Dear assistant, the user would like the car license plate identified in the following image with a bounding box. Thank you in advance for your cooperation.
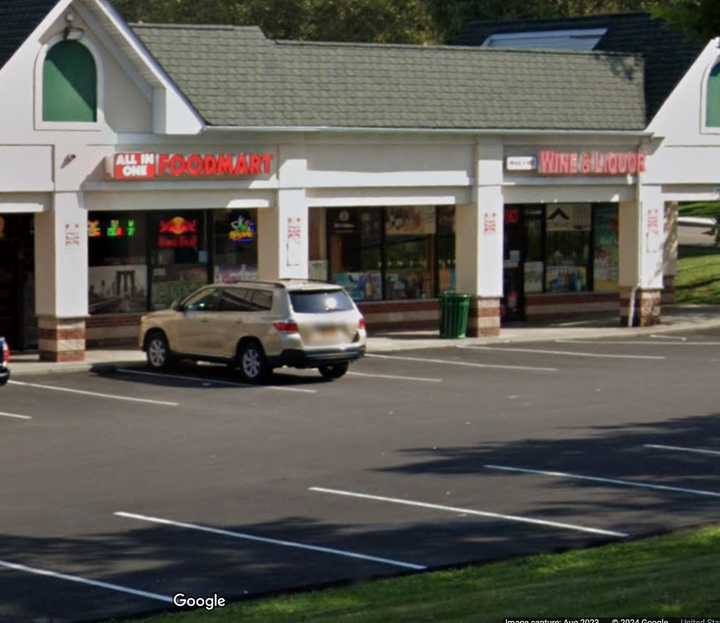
[316,326,340,342]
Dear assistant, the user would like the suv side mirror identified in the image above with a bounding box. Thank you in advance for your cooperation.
[171,298,184,312]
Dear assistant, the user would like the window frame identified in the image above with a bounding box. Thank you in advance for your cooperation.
[35,34,105,131]
[701,58,720,134]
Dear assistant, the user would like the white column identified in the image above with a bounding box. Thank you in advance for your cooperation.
[257,146,309,280]
[618,184,664,326]
[35,192,88,360]
[663,202,679,303]
[455,139,504,336]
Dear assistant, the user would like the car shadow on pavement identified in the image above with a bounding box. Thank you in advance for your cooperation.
[91,362,329,389]
[375,411,720,522]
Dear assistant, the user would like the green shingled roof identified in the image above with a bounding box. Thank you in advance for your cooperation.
[456,12,703,123]
[133,24,646,131]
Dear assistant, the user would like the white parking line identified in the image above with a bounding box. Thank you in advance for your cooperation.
[0,411,32,421]
[0,559,173,603]
[115,368,317,394]
[8,380,179,406]
[348,371,442,383]
[309,487,628,538]
[114,511,425,571]
[463,346,664,360]
[650,334,687,341]
[557,340,720,346]
[485,464,720,498]
[644,444,720,457]
[367,353,558,373]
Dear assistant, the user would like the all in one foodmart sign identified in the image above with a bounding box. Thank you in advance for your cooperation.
[107,152,275,180]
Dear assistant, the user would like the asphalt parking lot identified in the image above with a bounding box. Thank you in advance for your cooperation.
[3,330,720,622]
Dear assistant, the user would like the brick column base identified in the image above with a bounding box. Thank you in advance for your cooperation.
[38,317,86,362]
[468,297,501,337]
[662,275,676,304]
[619,288,662,327]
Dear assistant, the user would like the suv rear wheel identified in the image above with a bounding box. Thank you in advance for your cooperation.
[319,362,349,381]
[237,341,270,384]
[146,332,173,370]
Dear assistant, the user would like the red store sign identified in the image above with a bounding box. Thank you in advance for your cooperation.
[538,150,646,176]
[108,152,274,181]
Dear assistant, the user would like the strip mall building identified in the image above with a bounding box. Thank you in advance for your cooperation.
[0,2,715,361]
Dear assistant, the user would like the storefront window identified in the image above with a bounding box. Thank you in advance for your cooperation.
[309,208,329,281]
[213,210,258,283]
[150,212,209,309]
[545,204,591,293]
[523,207,544,294]
[88,212,147,314]
[437,206,456,292]
[385,207,435,300]
[593,205,619,292]
[328,208,383,301]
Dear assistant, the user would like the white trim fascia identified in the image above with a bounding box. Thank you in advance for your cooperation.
[73,2,152,101]
[82,180,277,192]
[698,44,720,135]
[91,0,204,135]
[647,38,715,134]
[204,125,651,137]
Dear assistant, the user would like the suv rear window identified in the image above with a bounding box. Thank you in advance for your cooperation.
[290,290,354,313]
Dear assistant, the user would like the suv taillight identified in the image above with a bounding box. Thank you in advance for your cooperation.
[273,321,299,334]
[358,318,367,330]
[2,342,9,366]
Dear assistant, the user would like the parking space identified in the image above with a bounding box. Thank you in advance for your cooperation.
[4,330,720,621]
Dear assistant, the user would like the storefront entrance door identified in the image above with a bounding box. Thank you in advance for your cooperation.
[0,214,35,350]
[502,206,525,321]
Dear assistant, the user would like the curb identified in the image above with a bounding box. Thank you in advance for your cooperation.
[7,317,720,377]
[10,360,145,379]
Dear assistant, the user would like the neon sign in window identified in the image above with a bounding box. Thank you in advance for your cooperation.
[229,214,256,245]
[158,217,199,249]
[88,218,137,238]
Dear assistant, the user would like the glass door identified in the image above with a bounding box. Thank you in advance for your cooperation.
[502,206,525,321]
[0,215,35,349]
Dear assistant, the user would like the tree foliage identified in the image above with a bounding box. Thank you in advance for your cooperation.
[111,0,719,45]
[652,0,720,41]
[112,0,438,44]
[429,0,655,42]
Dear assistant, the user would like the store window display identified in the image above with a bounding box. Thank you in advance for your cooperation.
[592,205,620,292]
[150,212,209,309]
[545,204,591,293]
[328,208,383,301]
[213,210,258,283]
[385,206,435,300]
[327,206,455,302]
[88,212,147,314]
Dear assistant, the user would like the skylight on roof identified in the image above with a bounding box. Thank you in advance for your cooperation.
[482,28,607,51]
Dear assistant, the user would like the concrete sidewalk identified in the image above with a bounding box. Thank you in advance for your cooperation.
[8,304,720,377]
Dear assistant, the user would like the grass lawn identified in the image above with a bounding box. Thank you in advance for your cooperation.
[679,202,720,218]
[123,526,720,623]
[677,245,720,304]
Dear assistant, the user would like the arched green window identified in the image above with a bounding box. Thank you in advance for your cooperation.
[707,64,720,127]
[43,41,97,123]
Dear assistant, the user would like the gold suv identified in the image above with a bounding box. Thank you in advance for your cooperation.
[139,280,367,383]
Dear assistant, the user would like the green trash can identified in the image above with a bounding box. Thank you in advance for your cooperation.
[439,291,471,339]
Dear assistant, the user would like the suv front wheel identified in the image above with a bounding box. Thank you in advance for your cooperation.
[319,362,349,381]
[146,332,174,370]
[237,341,270,384]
